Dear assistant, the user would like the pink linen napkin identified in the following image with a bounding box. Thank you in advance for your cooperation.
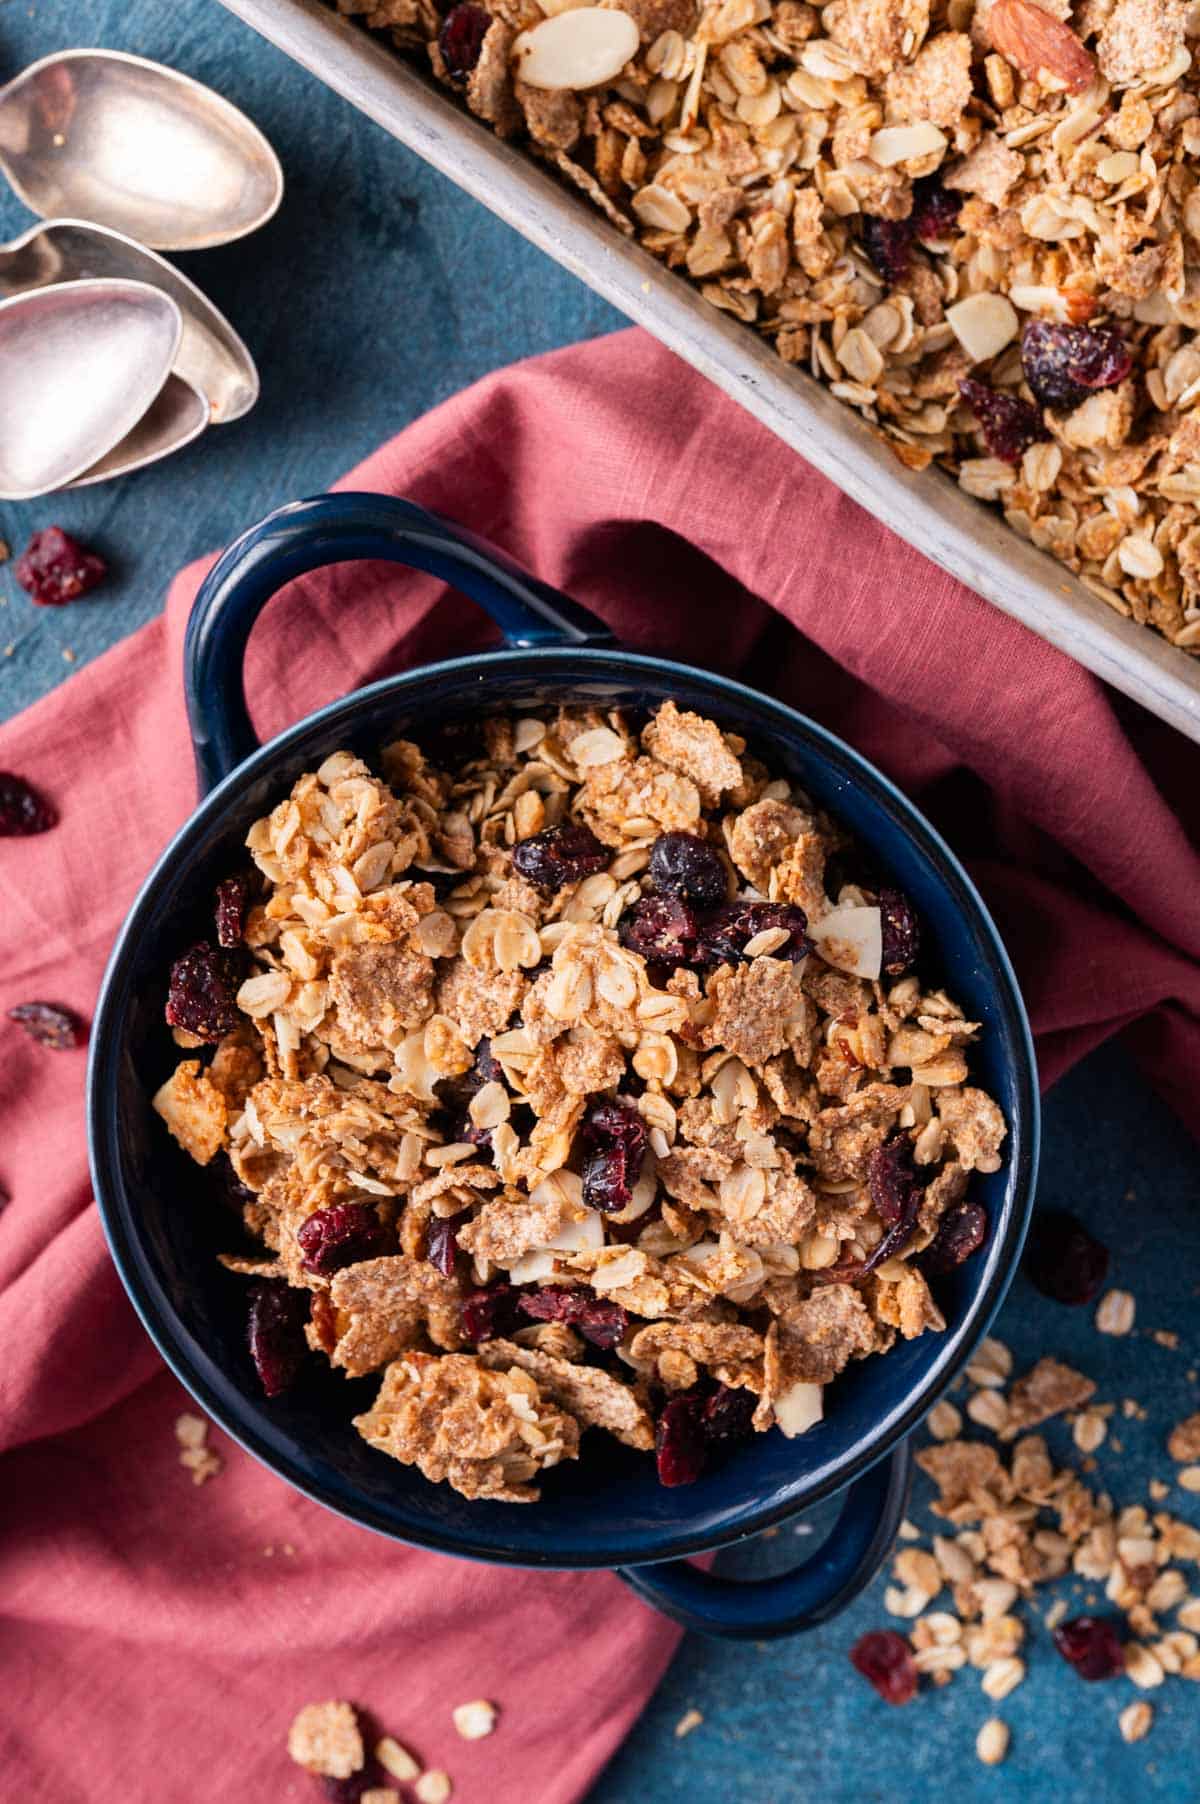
[1,326,1197,1804]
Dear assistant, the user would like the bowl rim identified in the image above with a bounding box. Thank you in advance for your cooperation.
[88,646,1040,1569]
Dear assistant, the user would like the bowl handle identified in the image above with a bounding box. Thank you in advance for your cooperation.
[616,1441,911,1640]
[183,491,615,794]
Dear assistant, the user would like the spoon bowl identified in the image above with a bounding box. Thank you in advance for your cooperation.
[0,219,259,423]
[0,277,182,500]
[0,50,283,252]
[71,373,210,489]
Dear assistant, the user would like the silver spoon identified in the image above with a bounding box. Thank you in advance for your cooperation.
[0,49,283,252]
[0,277,182,500]
[0,219,259,423]
[71,373,209,489]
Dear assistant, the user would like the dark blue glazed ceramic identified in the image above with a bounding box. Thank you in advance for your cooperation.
[88,494,1039,1640]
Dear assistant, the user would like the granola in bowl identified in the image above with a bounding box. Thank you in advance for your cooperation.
[153,701,1006,1503]
[332,0,1200,656]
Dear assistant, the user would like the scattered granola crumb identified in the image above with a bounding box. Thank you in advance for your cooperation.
[1119,1700,1153,1743]
[1153,1330,1180,1350]
[62,647,76,663]
[287,1701,364,1779]
[1149,1479,1170,1502]
[1096,1290,1136,1336]
[1073,1409,1108,1454]
[928,1400,962,1441]
[1168,1413,1200,1463]
[898,1518,922,1541]
[414,1771,453,1804]
[376,1737,421,1782]
[674,1708,704,1738]
[975,1717,1010,1765]
[452,1700,497,1741]
[174,1411,223,1485]
[1178,1467,1200,1493]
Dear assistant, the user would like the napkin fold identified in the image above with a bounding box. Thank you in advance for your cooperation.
[1,327,1197,1804]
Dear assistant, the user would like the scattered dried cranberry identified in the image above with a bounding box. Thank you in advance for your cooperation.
[518,1284,629,1350]
[958,377,1048,464]
[247,1278,309,1397]
[655,1391,708,1487]
[165,941,242,1041]
[461,1282,522,1343]
[8,1001,85,1048]
[860,214,914,285]
[214,874,251,948]
[427,1207,471,1276]
[1021,320,1132,413]
[850,1630,918,1704]
[581,1100,647,1213]
[868,1129,921,1228]
[700,1383,756,1443]
[511,822,609,892]
[911,174,961,242]
[693,899,811,967]
[1025,1208,1109,1305]
[437,2,490,80]
[648,831,727,908]
[297,1203,387,1276]
[15,527,108,606]
[922,1201,988,1276]
[617,893,698,964]
[0,772,57,836]
[878,888,919,976]
[1052,1615,1125,1680]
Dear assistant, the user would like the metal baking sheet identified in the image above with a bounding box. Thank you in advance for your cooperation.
[218,0,1200,740]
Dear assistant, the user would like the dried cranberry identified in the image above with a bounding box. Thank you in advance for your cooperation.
[8,1001,85,1049]
[15,527,108,606]
[247,1278,309,1397]
[850,1630,918,1704]
[297,1203,387,1276]
[0,772,57,836]
[701,1383,756,1443]
[1052,1615,1125,1680]
[958,377,1048,464]
[922,1201,988,1275]
[518,1284,629,1350]
[461,1282,522,1343]
[655,1391,708,1486]
[648,831,727,907]
[511,821,609,892]
[214,874,251,948]
[437,2,490,80]
[1025,1208,1108,1305]
[693,899,811,967]
[878,888,919,976]
[165,941,242,1041]
[581,1100,647,1213]
[1021,320,1132,412]
[860,214,914,284]
[427,1207,471,1276]
[911,174,961,242]
[617,893,698,964]
[868,1129,920,1227]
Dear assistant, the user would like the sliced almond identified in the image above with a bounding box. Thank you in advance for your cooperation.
[513,8,639,90]
[808,904,882,979]
[946,293,1020,363]
[773,1380,824,1438]
[869,123,947,166]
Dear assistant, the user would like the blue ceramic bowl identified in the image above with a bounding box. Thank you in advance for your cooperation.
[88,494,1039,1639]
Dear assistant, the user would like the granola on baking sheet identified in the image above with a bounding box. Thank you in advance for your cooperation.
[153,703,1005,1502]
[331,0,1200,656]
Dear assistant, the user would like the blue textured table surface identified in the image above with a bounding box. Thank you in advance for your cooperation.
[2,5,1196,1803]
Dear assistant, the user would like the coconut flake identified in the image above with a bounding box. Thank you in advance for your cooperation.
[808,904,883,979]
[513,7,639,90]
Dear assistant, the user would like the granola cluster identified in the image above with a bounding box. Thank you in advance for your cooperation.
[154,702,1005,1503]
[333,0,1200,654]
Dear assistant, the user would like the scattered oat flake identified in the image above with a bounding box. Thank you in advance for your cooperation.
[1119,1700,1153,1743]
[675,1708,704,1738]
[287,1701,364,1779]
[414,1771,453,1804]
[452,1699,497,1740]
[975,1717,1010,1765]
[174,1410,223,1484]
[1096,1290,1136,1336]
[1178,1467,1200,1493]
[376,1737,421,1782]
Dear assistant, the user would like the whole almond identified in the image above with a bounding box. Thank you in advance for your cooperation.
[988,0,1096,94]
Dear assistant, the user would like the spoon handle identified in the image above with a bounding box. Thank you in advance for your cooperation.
[183,490,615,795]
